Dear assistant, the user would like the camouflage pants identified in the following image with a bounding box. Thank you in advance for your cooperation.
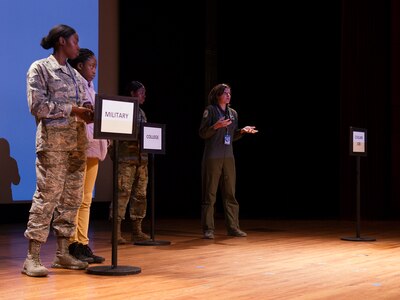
[24,150,86,243]
[109,161,148,221]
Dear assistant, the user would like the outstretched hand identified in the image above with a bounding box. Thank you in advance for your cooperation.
[241,126,258,134]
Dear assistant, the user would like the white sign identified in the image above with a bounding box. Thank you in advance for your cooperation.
[352,131,365,153]
[101,99,134,134]
[143,126,162,150]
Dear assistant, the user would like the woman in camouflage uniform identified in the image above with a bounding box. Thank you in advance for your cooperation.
[22,24,93,277]
[109,81,150,244]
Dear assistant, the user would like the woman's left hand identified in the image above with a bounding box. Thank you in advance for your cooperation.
[241,126,258,134]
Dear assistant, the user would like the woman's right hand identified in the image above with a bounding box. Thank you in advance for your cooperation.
[213,117,232,129]
[72,106,94,124]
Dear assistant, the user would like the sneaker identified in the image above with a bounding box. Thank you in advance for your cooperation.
[83,245,105,264]
[203,230,215,239]
[68,242,94,264]
[227,228,247,237]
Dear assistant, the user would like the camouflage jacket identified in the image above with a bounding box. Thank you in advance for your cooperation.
[27,55,88,152]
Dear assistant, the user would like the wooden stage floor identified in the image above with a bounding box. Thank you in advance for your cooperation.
[1,218,400,299]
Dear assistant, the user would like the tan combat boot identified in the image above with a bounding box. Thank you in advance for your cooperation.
[132,219,150,242]
[117,219,128,244]
[51,237,88,270]
[21,239,49,277]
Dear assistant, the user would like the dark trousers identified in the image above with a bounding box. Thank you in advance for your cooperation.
[201,157,240,231]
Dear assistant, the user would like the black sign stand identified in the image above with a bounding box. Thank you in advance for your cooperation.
[87,140,142,275]
[341,127,375,242]
[87,94,141,275]
[135,123,170,246]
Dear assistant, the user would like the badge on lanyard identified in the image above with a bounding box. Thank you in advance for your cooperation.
[224,133,231,145]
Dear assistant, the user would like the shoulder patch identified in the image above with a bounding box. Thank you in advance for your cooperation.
[202,109,209,118]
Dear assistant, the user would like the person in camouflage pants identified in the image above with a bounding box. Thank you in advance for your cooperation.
[22,24,94,277]
[109,81,150,244]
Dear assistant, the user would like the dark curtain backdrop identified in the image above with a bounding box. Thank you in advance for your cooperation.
[4,0,400,224]
[390,1,400,216]
[339,0,393,220]
[119,1,206,218]
[118,1,339,219]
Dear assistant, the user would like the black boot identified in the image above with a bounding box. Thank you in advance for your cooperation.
[69,242,94,264]
[82,244,105,264]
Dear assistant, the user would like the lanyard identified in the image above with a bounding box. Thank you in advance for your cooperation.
[215,105,230,135]
[215,104,226,119]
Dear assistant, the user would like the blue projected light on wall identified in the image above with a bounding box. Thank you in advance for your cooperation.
[0,0,98,202]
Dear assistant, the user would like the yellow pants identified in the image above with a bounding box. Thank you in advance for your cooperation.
[71,157,99,245]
